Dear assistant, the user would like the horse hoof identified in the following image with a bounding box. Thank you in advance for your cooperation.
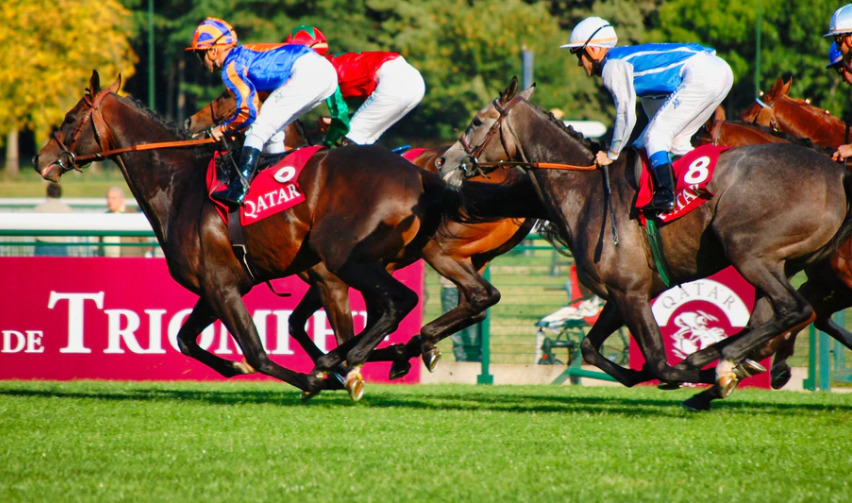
[332,365,348,386]
[300,389,318,402]
[389,360,412,380]
[770,364,792,390]
[733,358,766,379]
[345,367,364,402]
[233,358,256,374]
[422,347,442,373]
[716,373,739,399]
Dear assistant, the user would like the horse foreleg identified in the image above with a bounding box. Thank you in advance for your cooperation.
[206,287,312,392]
[579,300,656,387]
[176,298,255,378]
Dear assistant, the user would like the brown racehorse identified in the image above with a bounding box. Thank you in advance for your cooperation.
[185,91,535,380]
[437,78,852,408]
[34,71,504,401]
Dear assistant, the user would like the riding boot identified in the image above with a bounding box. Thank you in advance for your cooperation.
[212,147,260,207]
[645,162,676,213]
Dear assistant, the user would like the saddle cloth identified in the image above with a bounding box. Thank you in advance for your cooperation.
[207,145,324,226]
[636,144,730,224]
[400,147,428,163]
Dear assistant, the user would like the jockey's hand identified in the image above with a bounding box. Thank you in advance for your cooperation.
[595,150,614,166]
[209,127,225,143]
[316,116,332,133]
[833,144,852,162]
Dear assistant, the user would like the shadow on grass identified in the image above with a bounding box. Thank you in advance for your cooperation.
[0,381,848,417]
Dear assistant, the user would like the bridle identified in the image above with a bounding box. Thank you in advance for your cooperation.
[750,95,779,131]
[455,96,597,178]
[50,88,216,173]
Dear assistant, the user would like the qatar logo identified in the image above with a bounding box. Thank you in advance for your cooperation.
[651,277,751,361]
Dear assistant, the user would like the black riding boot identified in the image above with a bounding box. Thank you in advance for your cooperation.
[212,147,260,207]
[645,162,676,213]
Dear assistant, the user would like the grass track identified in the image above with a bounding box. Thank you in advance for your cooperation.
[0,381,850,502]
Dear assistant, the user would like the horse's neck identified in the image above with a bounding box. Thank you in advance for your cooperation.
[775,98,846,146]
[106,95,205,241]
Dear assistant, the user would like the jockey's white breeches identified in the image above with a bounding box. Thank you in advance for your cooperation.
[640,52,733,157]
[245,51,338,154]
[346,57,426,145]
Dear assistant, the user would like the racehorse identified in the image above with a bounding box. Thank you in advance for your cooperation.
[437,77,852,403]
[34,70,476,400]
[185,91,536,380]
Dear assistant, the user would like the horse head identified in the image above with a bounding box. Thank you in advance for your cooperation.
[35,70,122,182]
[739,77,793,125]
[437,76,535,187]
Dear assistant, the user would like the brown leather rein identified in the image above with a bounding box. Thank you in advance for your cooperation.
[51,89,215,172]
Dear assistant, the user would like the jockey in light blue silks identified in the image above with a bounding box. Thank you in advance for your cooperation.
[826,5,852,161]
[186,17,338,206]
[562,17,733,213]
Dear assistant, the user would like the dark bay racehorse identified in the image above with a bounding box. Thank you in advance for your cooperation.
[185,91,535,380]
[437,78,852,403]
[34,70,473,400]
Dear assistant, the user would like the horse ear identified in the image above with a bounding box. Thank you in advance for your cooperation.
[781,78,792,96]
[519,82,536,101]
[504,76,519,102]
[89,70,101,95]
[107,74,122,94]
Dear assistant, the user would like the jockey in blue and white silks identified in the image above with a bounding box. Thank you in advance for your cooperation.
[563,17,733,213]
[187,17,337,206]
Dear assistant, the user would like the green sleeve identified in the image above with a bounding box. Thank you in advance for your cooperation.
[324,87,351,146]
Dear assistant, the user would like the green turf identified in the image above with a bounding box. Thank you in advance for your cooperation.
[0,381,849,502]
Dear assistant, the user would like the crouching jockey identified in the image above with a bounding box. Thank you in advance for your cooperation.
[187,17,338,206]
[285,24,426,146]
[562,17,733,213]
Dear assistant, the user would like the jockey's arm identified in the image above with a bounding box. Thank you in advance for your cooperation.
[601,59,637,162]
[834,144,852,161]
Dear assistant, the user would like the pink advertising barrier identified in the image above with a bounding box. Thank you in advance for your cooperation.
[629,266,771,389]
[0,257,424,384]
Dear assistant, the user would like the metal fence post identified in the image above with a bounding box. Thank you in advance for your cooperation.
[477,266,493,384]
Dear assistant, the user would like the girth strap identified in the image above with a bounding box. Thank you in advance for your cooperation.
[227,211,291,297]
[645,218,672,288]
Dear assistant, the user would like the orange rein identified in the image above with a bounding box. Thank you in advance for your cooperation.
[73,137,217,165]
[474,160,598,171]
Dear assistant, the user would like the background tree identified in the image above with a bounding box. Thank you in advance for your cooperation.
[0,0,137,176]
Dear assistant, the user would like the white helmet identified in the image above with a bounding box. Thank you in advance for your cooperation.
[826,4,852,37]
[561,17,618,50]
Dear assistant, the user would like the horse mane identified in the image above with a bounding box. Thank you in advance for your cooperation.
[524,99,603,153]
[120,94,194,141]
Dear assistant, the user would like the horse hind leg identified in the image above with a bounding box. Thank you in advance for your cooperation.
[419,252,501,373]
[177,298,256,378]
[309,262,419,401]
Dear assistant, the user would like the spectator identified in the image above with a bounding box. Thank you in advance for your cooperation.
[33,183,72,256]
[101,186,149,257]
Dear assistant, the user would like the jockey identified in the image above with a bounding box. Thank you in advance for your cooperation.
[562,17,733,213]
[285,25,426,146]
[187,18,338,206]
[825,5,852,161]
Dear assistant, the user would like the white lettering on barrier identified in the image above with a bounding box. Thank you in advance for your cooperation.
[48,291,104,354]
[1,330,45,353]
[37,291,368,356]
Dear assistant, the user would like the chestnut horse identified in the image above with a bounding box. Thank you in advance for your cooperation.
[185,91,535,380]
[34,71,501,401]
[437,78,852,407]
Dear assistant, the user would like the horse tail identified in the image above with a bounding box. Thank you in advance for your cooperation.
[448,169,548,225]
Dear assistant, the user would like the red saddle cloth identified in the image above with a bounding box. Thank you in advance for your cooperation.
[636,144,730,224]
[207,145,324,226]
[400,147,428,163]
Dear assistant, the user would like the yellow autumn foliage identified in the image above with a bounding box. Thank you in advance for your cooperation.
[0,0,137,144]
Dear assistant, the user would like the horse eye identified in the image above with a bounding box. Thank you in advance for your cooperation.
[472,117,483,127]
